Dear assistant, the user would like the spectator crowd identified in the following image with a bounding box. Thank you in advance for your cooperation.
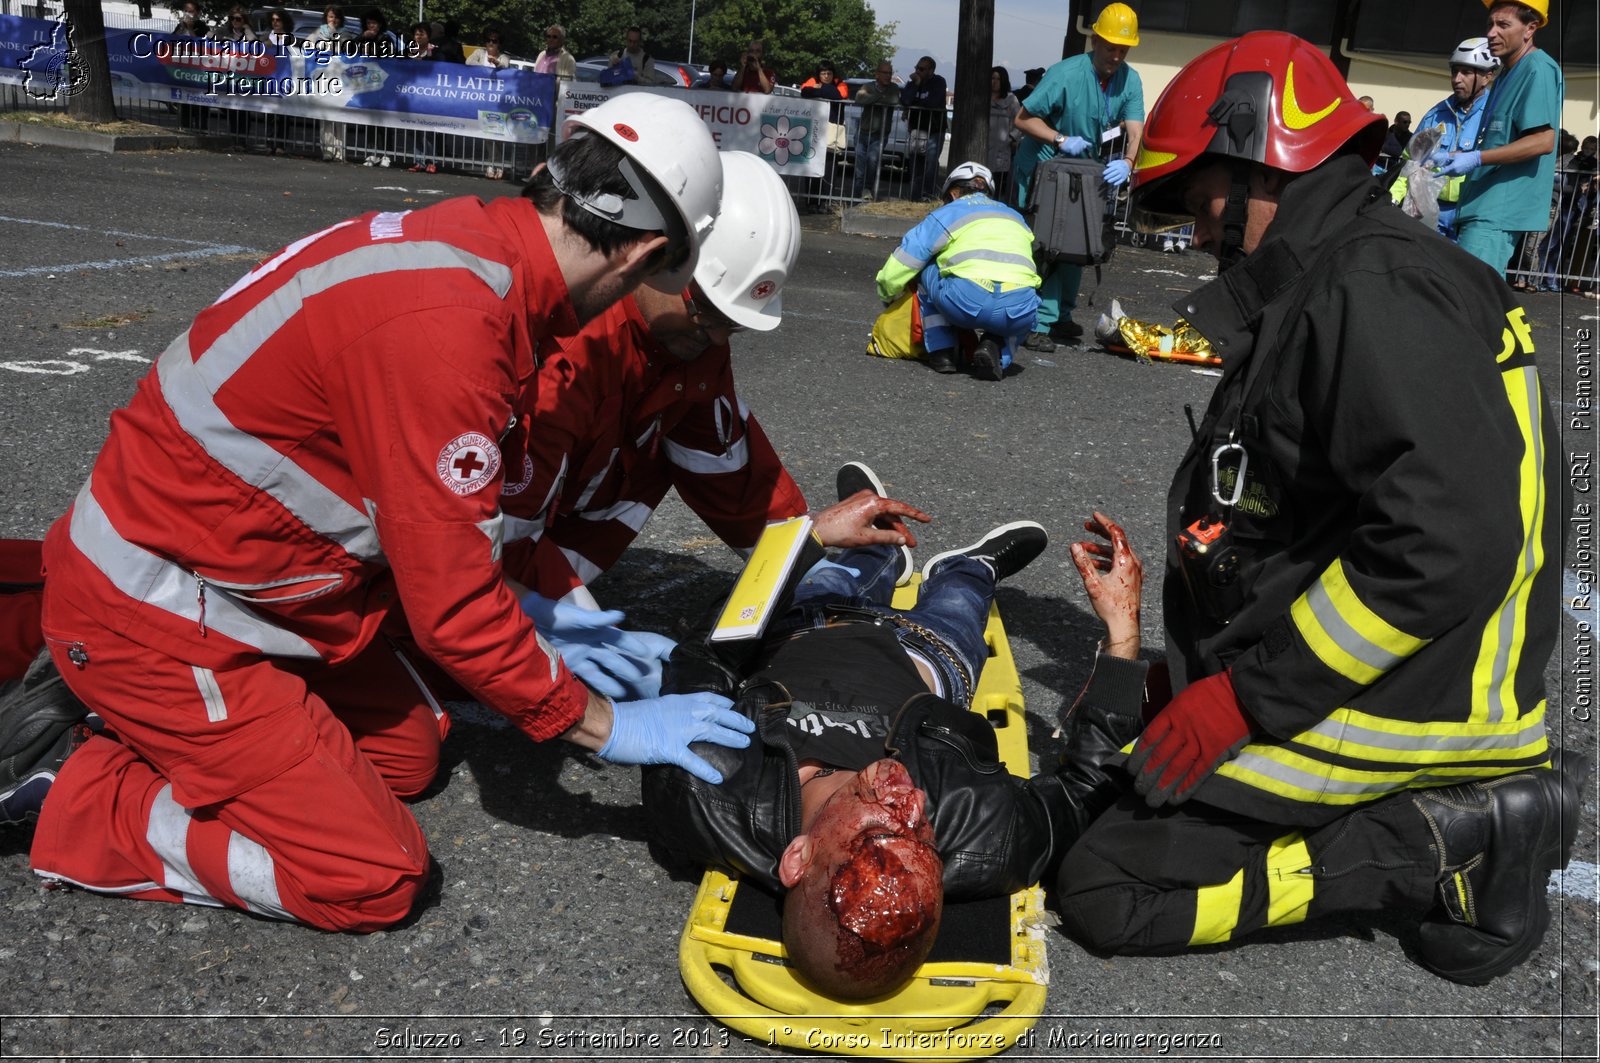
[160,0,1590,296]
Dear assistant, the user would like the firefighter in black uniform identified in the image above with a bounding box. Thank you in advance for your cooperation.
[1054,31,1586,985]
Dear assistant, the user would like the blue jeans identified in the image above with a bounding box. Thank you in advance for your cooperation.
[911,130,945,198]
[782,545,993,706]
[917,263,1040,368]
[852,128,887,197]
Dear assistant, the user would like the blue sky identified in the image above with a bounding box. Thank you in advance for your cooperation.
[873,0,1072,79]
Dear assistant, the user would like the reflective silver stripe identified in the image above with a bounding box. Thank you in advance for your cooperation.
[892,247,927,271]
[392,645,445,721]
[162,242,515,563]
[949,209,1026,231]
[942,248,1038,270]
[559,545,603,586]
[1302,713,1546,754]
[476,514,504,563]
[213,218,358,304]
[663,435,750,474]
[579,500,653,531]
[503,512,543,544]
[572,449,618,511]
[1303,577,1406,676]
[192,666,228,723]
[227,830,293,920]
[146,784,210,901]
[921,310,950,329]
[196,241,513,381]
[1484,366,1546,723]
[1228,750,1466,796]
[68,479,321,659]
[156,331,385,564]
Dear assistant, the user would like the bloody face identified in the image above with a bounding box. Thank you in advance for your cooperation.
[810,759,940,952]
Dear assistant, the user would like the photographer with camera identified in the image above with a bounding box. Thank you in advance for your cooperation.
[734,38,774,94]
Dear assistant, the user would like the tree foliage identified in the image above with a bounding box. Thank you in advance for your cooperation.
[696,0,894,81]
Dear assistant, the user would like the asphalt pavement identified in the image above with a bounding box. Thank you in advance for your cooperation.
[0,141,1596,1061]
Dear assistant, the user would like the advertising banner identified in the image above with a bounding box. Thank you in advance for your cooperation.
[556,82,831,178]
[0,16,557,143]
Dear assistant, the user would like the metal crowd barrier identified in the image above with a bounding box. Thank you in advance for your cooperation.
[4,62,1595,294]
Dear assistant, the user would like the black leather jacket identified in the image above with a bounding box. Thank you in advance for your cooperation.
[641,643,1146,899]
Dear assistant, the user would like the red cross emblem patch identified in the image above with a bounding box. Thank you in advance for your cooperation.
[436,432,502,496]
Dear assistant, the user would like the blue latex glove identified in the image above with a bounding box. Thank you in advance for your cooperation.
[1430,150,1481,178]
[1102,158,1132,187]
[1058,135,1091,156]
[615,630,678,700]
[598,692,755,783]
[518,592,652,699]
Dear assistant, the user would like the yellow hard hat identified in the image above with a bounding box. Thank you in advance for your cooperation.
[1091,2,1140,47]
[1482,0,1547,24]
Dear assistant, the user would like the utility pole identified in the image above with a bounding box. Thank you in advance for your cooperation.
[948,0,992,183]
[1062,0,1087,60]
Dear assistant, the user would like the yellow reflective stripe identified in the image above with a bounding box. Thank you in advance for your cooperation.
[1135,145,1177,171]
[1282,61,1340,129]
[1189,868,1245,946]
[1265,833,1313,928]
[1291,559,1429,686]
[1451,873,1471,921]
[1470,364,1546,724]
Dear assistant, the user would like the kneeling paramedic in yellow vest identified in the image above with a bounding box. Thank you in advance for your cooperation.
[874,162,1042,381]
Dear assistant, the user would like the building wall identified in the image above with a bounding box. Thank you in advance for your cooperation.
[1123,30,1597,145]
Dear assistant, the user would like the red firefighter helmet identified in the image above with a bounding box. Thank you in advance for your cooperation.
[1130,31,1385,232]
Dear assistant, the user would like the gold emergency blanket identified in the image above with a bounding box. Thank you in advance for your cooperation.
[1094,299,1222,366]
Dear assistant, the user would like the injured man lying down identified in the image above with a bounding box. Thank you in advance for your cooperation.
[643,464,1147,999]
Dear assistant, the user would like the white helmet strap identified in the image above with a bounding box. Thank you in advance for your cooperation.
[547,147,687,247]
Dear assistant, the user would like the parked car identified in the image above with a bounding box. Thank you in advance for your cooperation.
[573,54,699,87]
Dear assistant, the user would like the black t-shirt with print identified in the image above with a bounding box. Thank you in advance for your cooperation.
[747,622,926,771]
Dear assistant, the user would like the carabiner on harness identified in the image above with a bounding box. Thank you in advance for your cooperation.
[1211,441,1248,509]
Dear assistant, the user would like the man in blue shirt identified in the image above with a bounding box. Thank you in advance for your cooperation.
[1434,0,1564,272]
[1011,2,1144,350]
[1394,38,1497,241]
[875,163,1042,381]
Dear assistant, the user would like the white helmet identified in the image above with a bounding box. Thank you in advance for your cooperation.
[561,92,723,291]
[942,160,994,194]
[1450,37,1498,72]
[692,151,800,332]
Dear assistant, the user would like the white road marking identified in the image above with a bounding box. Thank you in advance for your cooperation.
[1550,860,1598,903]
[0,214,258,277]
[0,360,90,375]
[70,348,149,363]
[0,246,257,277]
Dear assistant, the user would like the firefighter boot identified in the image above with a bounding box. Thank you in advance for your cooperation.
[1412,750,1590,985]
[0,648,93,826]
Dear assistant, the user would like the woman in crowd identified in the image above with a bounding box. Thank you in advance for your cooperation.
[987,66,1021,204]
[469,30,510,68]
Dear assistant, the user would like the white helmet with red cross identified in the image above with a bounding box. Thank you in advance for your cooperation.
[692,151,800,333]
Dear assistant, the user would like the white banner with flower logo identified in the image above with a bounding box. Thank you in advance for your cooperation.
[555,82,828,178]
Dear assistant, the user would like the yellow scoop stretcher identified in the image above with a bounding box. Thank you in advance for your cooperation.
[677,582,1047,1060]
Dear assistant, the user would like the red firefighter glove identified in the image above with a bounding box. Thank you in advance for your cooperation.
[1126,669,1254,808]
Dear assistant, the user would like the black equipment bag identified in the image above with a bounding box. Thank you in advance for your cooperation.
[1026,155,1117,266]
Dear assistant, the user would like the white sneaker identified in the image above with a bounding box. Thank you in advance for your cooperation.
[1161,237,1175,253]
